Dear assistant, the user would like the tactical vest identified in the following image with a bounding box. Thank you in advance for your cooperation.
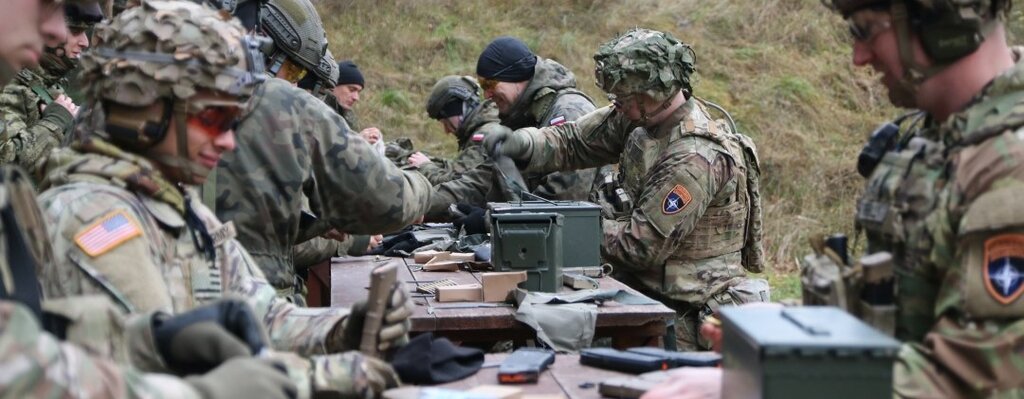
[530,87,594,127]
[621,100,763,302]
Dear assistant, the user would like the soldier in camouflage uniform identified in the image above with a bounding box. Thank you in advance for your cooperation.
[0,2,296,398]
[425,38,606,218]
[823,0,1024,396]
[406,75,505,185]
[34,2,409,397]
[208,0,431,304]
[488,29,768,351]
[0,2,101,174]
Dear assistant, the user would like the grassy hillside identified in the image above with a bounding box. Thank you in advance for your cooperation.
[318,0,1024,300]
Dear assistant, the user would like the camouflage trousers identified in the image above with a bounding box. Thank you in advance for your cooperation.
[668,278,771,351]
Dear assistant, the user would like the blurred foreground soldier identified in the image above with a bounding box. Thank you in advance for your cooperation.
[35,2,407,397]
[643,0,1024,397]
[407,75,504,185]
[209,0,431,304]
[0,1,99,173]
[0,2,295,398]
[487,28,767,351]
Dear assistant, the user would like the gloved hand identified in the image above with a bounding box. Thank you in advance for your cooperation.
[186,358,297,399]
[452,203,488,235]
[483,125,531,162]
[336,282,413,353]
[312,351,400,397]
[153,299,267,375]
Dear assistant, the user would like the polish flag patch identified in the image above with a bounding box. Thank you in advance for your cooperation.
[549,115,567,126]
[471,133,485,142]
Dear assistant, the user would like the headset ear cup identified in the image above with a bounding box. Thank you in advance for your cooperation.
[918,21,984,62]
[103,101,172,151]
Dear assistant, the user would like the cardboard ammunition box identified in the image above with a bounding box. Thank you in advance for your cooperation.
[482,271,528,302]
[720,306,901,399]
[435,284,483,302]
[488,201,601,268]
[488,211,563,293]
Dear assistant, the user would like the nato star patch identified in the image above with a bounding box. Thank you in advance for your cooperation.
[662,184,692,215]
[74,210,143,257]
[983,234,1024,305]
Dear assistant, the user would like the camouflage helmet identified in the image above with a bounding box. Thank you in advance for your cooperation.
[259,0,326,74]
[823,0,1009,18]
[80,0,260,107]
[593,28,696,101]
[426,75,481,120]
[313,48,338,87]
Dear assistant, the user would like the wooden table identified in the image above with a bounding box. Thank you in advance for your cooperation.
[330,256,676,348]
[435,353,632,398]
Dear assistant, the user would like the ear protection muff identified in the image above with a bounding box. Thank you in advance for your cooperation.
[913,1,988,63]
[103,100,173,151]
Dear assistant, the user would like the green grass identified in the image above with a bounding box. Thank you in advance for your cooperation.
[318,0,1024,301]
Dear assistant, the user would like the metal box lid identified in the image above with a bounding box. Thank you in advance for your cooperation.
[720,306,901,358]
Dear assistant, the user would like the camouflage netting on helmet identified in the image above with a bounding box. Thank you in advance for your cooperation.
[593,28,696,101]
[79,0,253,107]
[425,75,480,119]
[261,0,327,72]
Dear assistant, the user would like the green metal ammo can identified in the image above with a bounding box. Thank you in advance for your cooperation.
[488,211,564,292]
[720,306,901,399]
[488,201,601,268]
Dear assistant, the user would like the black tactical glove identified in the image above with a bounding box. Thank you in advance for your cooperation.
[483,125,531,161]
[186,358,297,399]
[452,203,488,235]
[338,282,413,353]
[153,299,267,375]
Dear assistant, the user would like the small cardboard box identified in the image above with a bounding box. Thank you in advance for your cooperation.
[436,283,483,302]
[422,252,478,271]
[481,271,528,302]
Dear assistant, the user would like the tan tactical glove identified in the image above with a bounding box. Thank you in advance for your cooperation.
[334,282,413,353]
[312,351,400,398]
[186,358,297,399]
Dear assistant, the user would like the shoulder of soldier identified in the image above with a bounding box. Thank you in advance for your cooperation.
[39,181,157,258]
[0,79,36,108]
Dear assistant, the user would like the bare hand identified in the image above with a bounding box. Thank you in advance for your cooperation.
[42,94,79,116]
[366,234,383,252]
[407,152,431,167]
[640,368,723,399]
[360,127,382,145]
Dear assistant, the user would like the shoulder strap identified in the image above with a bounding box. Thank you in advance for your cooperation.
[30,85,54,105]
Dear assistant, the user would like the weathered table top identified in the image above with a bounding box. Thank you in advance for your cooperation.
[439,353,632,398]
[331,256,675,346]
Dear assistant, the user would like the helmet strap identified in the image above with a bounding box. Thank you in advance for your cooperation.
[150,99,212,183]
[638,89,679,125]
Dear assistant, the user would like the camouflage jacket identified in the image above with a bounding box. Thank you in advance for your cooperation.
[0,67,72,173]
[518,98,761,304]
[34,138,407,397]
[416,100,504,185]
[0,300,208,399]
[857,51,1024,397]
[208,78,431,295]
[426,59,605,217]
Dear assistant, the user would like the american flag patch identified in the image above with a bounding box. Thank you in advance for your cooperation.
[471,133,485,142]
[549,115,566,126]
[74,210,143,257]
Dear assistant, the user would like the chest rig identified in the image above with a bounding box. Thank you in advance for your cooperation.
[856,125,946,341]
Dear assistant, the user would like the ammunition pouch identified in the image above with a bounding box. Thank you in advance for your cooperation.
[706,278,770,315]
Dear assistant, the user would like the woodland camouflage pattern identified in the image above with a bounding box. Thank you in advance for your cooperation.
[858,50,1024,397]
[209,78,432,299]
[417,100,504,185]
[427,58,603,215]
[0,67,73,173]
[36,135,396,398]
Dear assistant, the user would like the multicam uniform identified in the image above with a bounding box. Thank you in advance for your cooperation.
[856,50,1024,397]
[0,164,209,399]
[36,135,389,398]
[416,100,504,185]
[209,78,432,301]
[515,97,765,350]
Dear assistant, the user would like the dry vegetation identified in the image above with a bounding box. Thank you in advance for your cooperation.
[317,0,1024,299]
